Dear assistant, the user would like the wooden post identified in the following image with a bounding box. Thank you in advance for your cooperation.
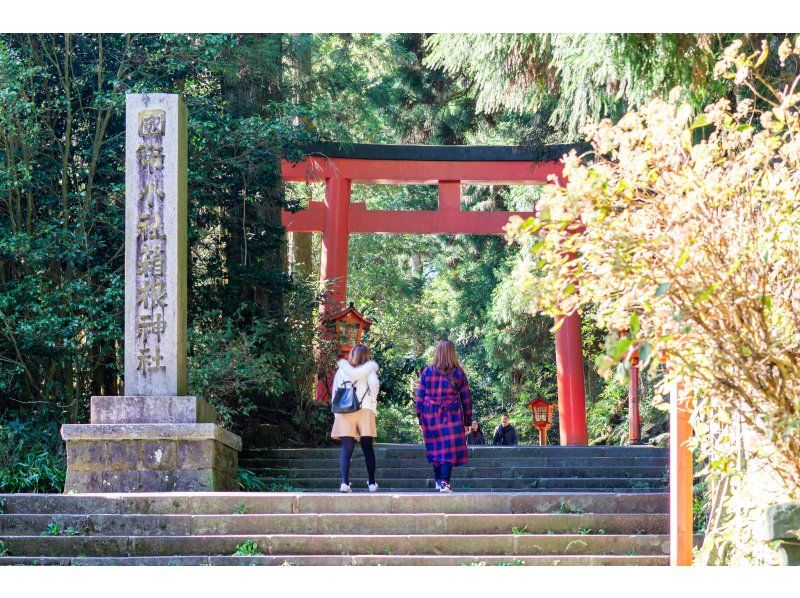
[538,427,549,446]
[670,378,694,565]
[628,354,641,444]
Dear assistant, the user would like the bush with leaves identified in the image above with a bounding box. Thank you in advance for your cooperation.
[187,274,339,447]
[237,469,267,492]
[0,416,65,493]
[376,402,423,444]
[507,37,800,563]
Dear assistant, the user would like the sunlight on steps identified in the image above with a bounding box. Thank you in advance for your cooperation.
[1,445,671,566]
[0,491,669,566]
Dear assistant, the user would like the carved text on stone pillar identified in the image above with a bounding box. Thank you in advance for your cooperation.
[134,109,168,381]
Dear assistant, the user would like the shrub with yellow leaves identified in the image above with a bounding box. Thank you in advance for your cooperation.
[507,37,800,564]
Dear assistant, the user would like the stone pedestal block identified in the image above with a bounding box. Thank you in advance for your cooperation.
[90,395,217,424]
[61,423,241,493]
[766,501,800,565]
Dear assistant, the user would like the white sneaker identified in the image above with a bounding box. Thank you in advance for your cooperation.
[438,481,452,493]
[368,482,379,493]
[339,483,352,493]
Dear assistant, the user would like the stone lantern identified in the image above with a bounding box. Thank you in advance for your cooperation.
[529,396,555,445]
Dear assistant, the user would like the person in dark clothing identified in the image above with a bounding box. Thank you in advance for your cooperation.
[492,413,518,446]
[466,420,486,445]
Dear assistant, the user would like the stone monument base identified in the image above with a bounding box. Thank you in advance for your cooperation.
[61,396,241,493]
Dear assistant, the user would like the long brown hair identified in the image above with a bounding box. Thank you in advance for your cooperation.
[348,344,370,367]
[432,339,460,375]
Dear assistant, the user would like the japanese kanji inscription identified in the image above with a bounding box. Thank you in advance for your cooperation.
[124,95,187,396]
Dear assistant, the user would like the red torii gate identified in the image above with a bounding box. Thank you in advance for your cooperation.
[281,143,588,446]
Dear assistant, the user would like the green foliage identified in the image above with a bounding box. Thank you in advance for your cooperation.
[189,311,287,429]
[424,34,749,137]
[0,417,65,493]
[0,540,9,556]
[496,558,526,566]
[41,521,80,537]
[233,502,249,515]
[0,33,314,445]
[232,540,262,556]
[693,479,709,534]
[40,522,60,536]
[511,525,532,535]
[558,501,584,514]
[376,402,422,444]
[236,469,266,492]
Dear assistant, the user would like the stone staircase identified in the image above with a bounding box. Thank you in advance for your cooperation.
[0,491,669,565]
[240,444,669,493]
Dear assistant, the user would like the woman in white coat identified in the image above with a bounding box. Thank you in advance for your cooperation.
[330,344,380,493]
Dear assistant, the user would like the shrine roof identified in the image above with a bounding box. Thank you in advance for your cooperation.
[296,142,590,162]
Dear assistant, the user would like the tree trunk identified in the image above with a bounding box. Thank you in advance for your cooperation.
[219,33,286,320]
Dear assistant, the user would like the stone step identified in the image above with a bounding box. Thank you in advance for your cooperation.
[0,512,668,536]
[0,554,669,566]
[267,487,667,494]
[0,492,669,515]
[499,488,667,494]
[240,456,670,469]
[245,445,667,459]
[248,466,668,479]
[255,477,668,490]
[0,533,670,557]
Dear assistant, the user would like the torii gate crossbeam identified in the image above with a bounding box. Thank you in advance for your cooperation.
[281,143,589,446]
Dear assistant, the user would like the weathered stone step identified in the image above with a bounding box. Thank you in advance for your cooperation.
[0,512,668,536]
[502,488,667,494]
[0,533,670,557]
[0,554,669,566]
[0,492,668,515]
[256,477,667,490]
[245,445,667,460]
[267,487,667,494]
[249,466,668,479]
[240,456,669,469]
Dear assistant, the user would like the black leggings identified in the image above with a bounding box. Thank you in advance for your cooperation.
[339,436,376,485]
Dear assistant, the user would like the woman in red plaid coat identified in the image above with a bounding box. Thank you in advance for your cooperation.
[416,339,472,492]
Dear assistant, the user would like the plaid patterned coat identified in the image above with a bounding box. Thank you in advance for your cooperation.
[416,366,472,466]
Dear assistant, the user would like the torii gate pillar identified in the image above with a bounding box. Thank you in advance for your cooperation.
[321,176,351,307]
[555,313,588,445]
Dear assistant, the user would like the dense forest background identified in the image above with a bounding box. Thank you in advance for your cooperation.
[0,33,784,492]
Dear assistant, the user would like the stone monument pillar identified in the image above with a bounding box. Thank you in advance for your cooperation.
[61,94,241,492]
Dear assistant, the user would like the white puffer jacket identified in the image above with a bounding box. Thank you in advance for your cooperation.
[331,359,380,414]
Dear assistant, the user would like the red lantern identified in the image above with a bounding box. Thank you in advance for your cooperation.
[324,302,372,359]
[529,396,555,445]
